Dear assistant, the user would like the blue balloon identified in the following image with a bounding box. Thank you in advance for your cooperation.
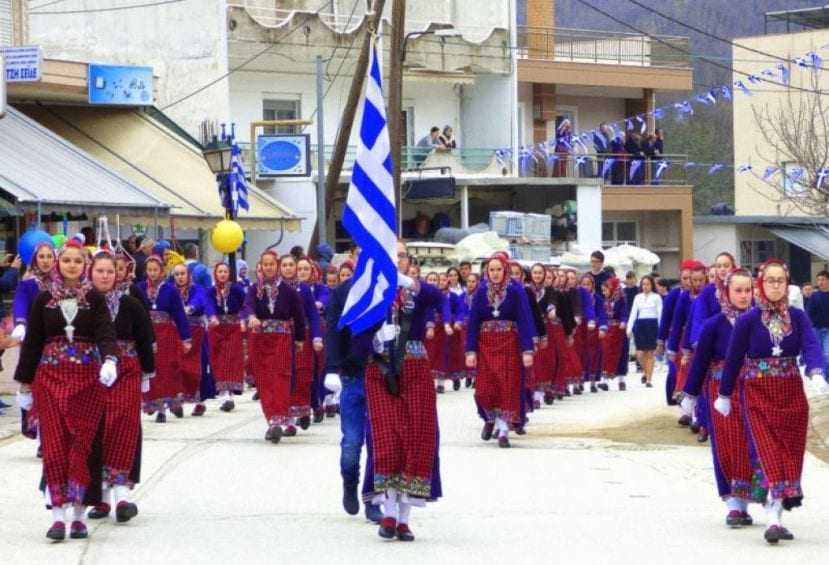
[19,229,54,266]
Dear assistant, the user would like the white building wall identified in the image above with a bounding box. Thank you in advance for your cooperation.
[555,95,626,135]
[460,75,513,149]
[576,184,602,252]
[694,223,739,266]
[26,0,230,137]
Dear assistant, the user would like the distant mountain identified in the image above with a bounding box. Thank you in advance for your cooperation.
[519,0,818,212]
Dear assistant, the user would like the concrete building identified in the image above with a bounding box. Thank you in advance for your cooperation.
[694,5,829,282]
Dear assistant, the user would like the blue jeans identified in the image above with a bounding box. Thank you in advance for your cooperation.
[339,374,373,499]
[817,328,829,376]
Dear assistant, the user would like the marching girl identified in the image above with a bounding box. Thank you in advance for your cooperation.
[237,260,251,288]
[657,263,692,406]
[546,268,577,401]
[325,266,339,289]
[14,240,118,541]
[243,250,306,444]
[85,252,155,524]
[682,269,757,528]
[528,263,558,407]
[667,261,706,426]
[562,268,585,394]
[689,252,737,348]
[339,261,355,283]
[297,258,331,423]
[139,256,191,422]
[509,261,545,430]
[601,277,628,391]
[11,242,56,444]
[626,275,662,388]
[444,267,466,391]
[207,262,246,413]
[465,254,536,448]
[172,263,215,417]
[279,254,323,435]
[458,272,480,388]
[578,274,607,393]
[114,251,149,308]
[424,272,451,393]
[717,260,827,544]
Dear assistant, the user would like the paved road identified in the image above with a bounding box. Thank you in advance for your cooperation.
[2,368,828,564]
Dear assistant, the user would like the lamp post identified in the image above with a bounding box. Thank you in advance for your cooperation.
[202,127,239,281]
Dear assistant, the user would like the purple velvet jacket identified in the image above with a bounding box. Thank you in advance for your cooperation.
[138,280,191,340]
[208,283,246,316]
[464,283,536,354]
[684,312,737,398]
[242,280,306,341]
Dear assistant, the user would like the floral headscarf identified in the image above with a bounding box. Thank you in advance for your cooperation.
[47,240,91,307]
[26,242,56,286]
[604,276,622,318]
[144,255,166,304]
[114,249,136,292]
[756,259,792,339]
[255,250,281,302]
[529,263,546,301]
[280,255,301,291]
[91,250,123,320]
[173,264,193,305]
[713,252,738,310]
[213,261,230,305]
[721,268,752,324]
[486,254,509,312]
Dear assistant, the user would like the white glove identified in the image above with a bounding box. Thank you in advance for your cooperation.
[11,324,26,341]
[397,273,414,289]
[588,320,596,330]
[714,396,731,417]
[98,359,118,388]
[680,394,697,416]
[16,390,33,411]
[324,373,342,393]
[141,379,151,394]
[811,376,829,395]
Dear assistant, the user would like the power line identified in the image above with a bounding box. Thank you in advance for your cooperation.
[570,0,829,97]
[29,0,186,15]
[160,0,332,112]
[622,0,829,72]
[28,0,72,10]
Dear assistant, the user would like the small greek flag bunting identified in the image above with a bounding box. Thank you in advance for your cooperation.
[338,36,398,334]
[655,160,669,179]
[817,169,829,189]
[737,164,753,173]
[763,166,780,180]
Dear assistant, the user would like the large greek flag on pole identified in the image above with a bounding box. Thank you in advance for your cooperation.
[338,36,398,334]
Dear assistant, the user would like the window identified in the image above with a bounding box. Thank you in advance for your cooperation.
[602,221,638,247]
[740,240,776,269]
[263,99,301,134]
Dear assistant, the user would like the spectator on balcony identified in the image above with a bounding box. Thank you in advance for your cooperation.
[439,126,457,150]
[594,123,612,181]
[416,126,442,167]
[645,129,666,185]
[624,132,646,185]
[553,120,573,177]
[609,130,626,185]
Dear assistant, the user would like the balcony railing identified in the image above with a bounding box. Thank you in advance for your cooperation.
[238,143,506,176]
[518,153,691,186]
[517,26,691,68]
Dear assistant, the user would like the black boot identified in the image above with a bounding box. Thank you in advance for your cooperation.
[342,482,359,516]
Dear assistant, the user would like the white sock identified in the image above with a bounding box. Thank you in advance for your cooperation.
[383,489,399,520]
[737,498,748,513]
[51,506,65,523]
[533,391,544,402]
[72,504,86,524]
[44,487,53,508]
[726,497,742,512]
[618,376,625,383]
[495,417,509,437]
[398,502,412,525]
[765,499,782,527]
[101,485,112,507]
[223,391,232,400]
[114,485,130,504]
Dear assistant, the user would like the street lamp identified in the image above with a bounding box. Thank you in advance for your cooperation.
[401,24,458,61]
[202,127,240,281]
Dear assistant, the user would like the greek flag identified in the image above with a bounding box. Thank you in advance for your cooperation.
[230,143,249,213]
[338,37,398,334]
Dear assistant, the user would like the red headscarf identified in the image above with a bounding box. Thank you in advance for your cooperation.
[486,253,509,310]
[144,254,165,303]
[256,250,280,299]
[756,259,792,338]
[47,239,91,306]
[604,276,622,317]
[213,261,230,304]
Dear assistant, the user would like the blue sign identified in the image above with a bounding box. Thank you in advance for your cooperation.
[257,134,311,177]
[1,46,42,82]
[88,64,153,106]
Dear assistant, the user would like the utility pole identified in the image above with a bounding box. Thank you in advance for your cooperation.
[324,0,387,233]
[315,55,327,245]
[388,0,405,235]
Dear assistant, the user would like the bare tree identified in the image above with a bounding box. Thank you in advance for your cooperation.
[751,69,829,216]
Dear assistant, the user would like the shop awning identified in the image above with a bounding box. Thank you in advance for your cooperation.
[0,106,169,217]
[767,227,829,261]
[18,104,302,232]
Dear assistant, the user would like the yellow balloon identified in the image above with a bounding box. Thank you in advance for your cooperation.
[211,220,244,253]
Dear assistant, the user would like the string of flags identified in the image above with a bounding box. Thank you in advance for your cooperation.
[496,43,829,185]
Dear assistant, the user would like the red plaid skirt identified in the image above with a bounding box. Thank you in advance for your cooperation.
[446,327,466,379]
[290,329,315,418]
[101,355,142,487]
[674,353,693,395]
[578,322,602,380]
[33,340,106,507]
[602,325,625,377]
[180,323,205,401]
[244,332,255,386]
[251,326,293,426]
[209,320,245,392]
[707,371,755,500]
[426,324,447,379]
[532,325,555,389]
[366,346,437,499]
[742,357,808,501]
[143,321,181,410]
[548,321,567,393]
[475,322,521,425]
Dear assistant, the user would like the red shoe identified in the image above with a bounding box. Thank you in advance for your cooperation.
[69,521,88,539]
[116,501,139,523]
[88,502,111,519]
[325,405,337,418]
[533,399,541,410]
[192,403,206,417]
[396,523,415,541]
[378,517,397,539]
[481,422,494,441]
[46,521,66,541]
[283,425,297,437]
